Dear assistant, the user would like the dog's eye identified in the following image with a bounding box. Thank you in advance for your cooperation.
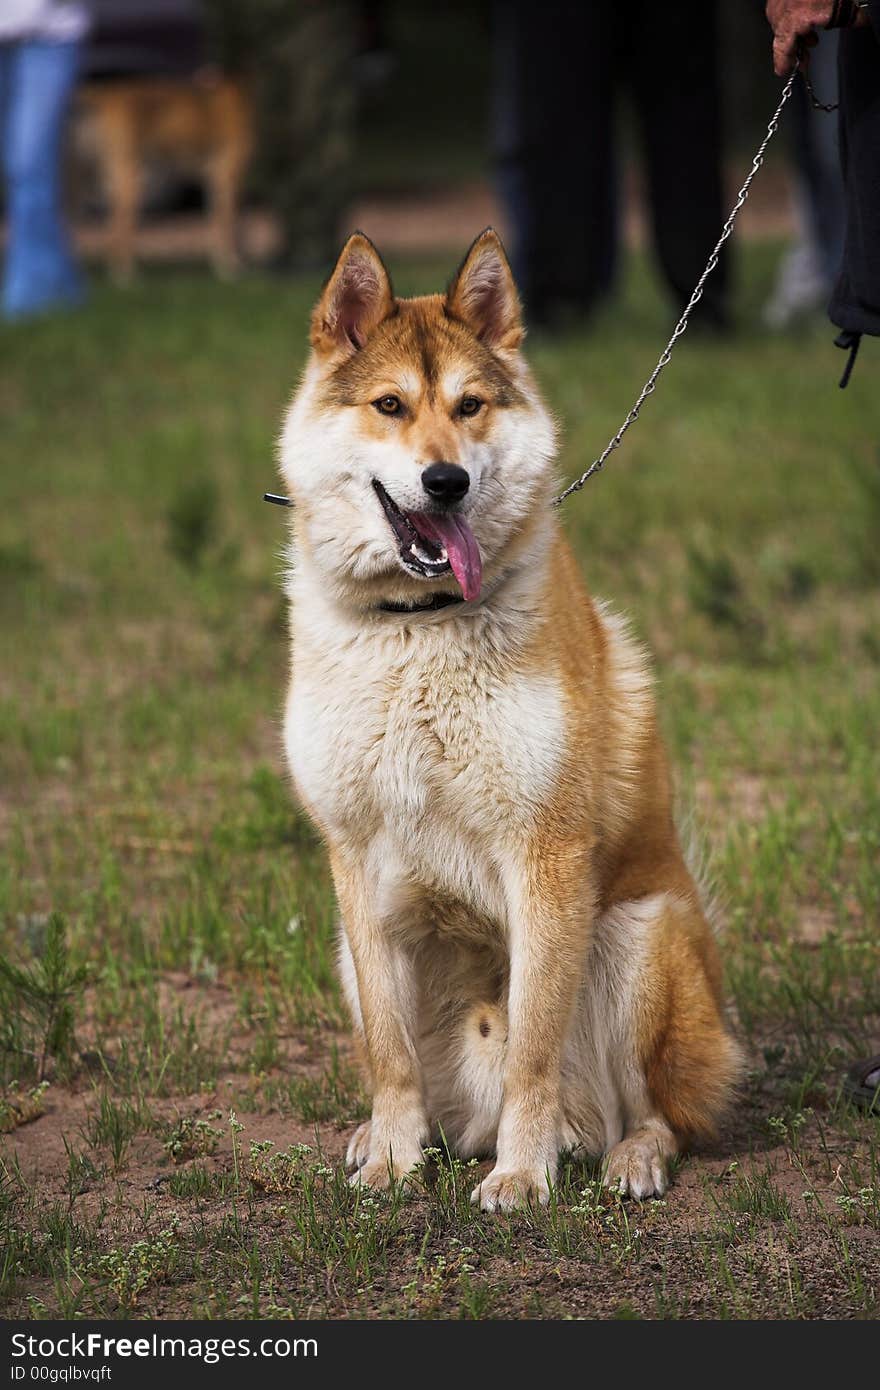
[374,395,402,416]
[460,396,483,417]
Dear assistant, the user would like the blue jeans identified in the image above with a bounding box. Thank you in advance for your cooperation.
[0,38,84,320]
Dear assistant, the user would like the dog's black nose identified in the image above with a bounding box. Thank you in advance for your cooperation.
[421,462,470,504]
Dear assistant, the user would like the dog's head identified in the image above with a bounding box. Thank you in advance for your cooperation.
[279,229,557,609]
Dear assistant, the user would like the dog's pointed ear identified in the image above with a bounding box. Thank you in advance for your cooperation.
[446,229,523,351]
[311,233,394,355]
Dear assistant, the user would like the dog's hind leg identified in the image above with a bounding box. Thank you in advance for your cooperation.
[584,892,742,1198]
[603,1115,678,1200]
[206,153,243,280]
[101,116,139,285]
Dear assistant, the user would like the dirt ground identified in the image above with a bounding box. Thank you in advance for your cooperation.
[64,166,797,271]
[4,965,879,1321]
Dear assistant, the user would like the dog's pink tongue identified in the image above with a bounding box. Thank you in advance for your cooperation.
[411,512,482,602]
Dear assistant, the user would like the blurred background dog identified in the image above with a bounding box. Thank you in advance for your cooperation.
[77,74,252,281]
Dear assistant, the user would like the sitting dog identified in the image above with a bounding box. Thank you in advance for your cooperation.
[77,75,253,282]
[278,230,742,1211]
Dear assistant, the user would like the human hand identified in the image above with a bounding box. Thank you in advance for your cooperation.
[765,0,833,76]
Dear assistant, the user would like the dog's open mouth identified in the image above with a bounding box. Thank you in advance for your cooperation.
[372,479,482,601]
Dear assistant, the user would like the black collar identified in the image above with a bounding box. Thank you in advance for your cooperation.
[376,592,464,615]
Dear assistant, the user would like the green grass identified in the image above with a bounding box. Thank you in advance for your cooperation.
[1,246,879,1319]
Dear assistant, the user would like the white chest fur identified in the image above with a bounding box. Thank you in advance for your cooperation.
[285,607,565,926]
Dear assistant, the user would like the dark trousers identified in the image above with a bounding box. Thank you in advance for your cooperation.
[494,0,728,325]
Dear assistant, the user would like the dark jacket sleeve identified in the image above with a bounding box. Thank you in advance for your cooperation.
[828,18,880,336]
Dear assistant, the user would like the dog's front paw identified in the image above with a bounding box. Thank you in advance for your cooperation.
[345,1121,371,1172]
[348,1151,422,1193]
[471,1166,551,1213]
[603,1135,669,1200]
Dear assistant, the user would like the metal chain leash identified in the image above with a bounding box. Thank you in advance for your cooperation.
[553,67,806,507]
[801,65,839,112]
[264,69,837,518]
